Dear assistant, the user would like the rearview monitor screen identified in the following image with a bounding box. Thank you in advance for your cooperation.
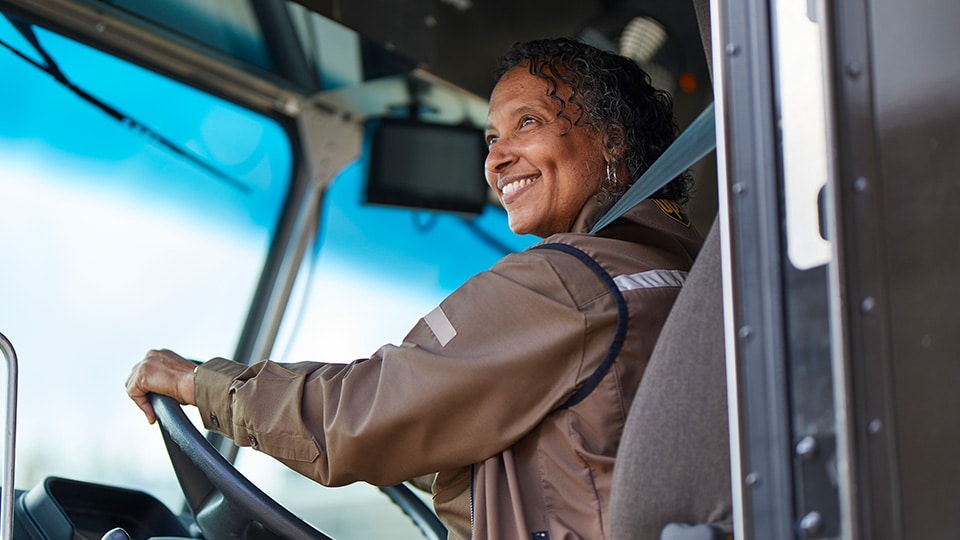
[366,118,489,214]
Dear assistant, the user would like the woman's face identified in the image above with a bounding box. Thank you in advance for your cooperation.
[484,65,606,237]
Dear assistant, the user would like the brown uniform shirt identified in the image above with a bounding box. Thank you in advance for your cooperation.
[195,198,702,539]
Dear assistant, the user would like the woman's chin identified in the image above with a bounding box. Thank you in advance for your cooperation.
[507,216,534,236]
[507,210,553,237]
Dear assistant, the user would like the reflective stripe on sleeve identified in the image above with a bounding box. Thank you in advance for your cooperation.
[613,269,688,292]
[424,305,457,347]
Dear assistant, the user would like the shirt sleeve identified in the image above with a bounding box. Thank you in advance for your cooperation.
[194,246,618,487]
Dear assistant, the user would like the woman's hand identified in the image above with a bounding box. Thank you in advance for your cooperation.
[126,348,198,424]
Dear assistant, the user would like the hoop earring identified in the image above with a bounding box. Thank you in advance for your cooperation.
[606,162,618,186]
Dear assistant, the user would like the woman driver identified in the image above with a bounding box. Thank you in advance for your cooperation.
[127,38,702,539]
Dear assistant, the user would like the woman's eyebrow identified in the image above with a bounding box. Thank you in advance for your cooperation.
[512,103,547,117]
[487,103,551,131]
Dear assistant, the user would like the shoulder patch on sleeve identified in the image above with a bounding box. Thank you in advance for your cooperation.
[424,305,457,347]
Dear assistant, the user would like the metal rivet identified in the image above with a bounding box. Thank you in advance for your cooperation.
[796,436,819,461]
[424,16,437,27]
[745,472,760,486]
[845,62,862,77]
[732,182,747,194]
[854,176,868,192]
[95,21,106,33]
[921,335,932,348]
[860,297,876,313]
[868,418,883,435]
[726,43,741,56]
[800,511,824,535]
[738,326,753,339]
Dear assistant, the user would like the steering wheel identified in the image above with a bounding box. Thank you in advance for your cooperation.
[149,393,331,539]
[149,394,447,540]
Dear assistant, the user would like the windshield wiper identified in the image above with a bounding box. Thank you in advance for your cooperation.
[0,15,251,194]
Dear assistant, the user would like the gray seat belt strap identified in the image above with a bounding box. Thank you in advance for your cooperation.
[590,102,716,233]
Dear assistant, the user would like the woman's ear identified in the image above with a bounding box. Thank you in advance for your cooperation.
[598,126,625,165]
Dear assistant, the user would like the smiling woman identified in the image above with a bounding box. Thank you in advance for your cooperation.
[126,36,703,540]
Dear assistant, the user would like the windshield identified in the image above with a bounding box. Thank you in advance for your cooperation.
[0,17,289,503]
[0,10,537,539]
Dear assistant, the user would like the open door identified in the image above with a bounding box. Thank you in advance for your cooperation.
[716,0,960,537]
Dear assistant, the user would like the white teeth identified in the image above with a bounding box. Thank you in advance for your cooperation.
[502,177,533,195]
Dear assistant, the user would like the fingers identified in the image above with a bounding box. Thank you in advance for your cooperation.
[126,349,198,423]
[125,362,158,424]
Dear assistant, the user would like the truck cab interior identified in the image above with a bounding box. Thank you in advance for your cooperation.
[0,0,957,539]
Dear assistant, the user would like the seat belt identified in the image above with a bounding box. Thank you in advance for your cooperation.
[590,102,716,233]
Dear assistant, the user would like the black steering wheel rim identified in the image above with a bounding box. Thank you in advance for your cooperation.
[149,394,448,540]
[149,393,332,540]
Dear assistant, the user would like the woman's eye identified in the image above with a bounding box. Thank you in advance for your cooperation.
[520,117,537,128]
[485,135,498,149]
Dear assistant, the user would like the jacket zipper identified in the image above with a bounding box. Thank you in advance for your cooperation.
[469,463,475,538]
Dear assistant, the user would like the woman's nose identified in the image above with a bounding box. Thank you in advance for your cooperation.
[484,139,515,177]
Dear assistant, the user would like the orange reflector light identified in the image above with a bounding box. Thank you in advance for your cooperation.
[679,72,698,94]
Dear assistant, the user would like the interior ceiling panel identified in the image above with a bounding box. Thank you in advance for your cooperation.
[1,0,709,121]
[295,0,709,101]
[294,0,604,98]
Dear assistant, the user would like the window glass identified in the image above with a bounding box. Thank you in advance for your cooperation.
[0,18,290,507]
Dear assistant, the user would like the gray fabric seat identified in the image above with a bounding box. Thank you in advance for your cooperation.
[607,0,733,536]
[608,219,732,539]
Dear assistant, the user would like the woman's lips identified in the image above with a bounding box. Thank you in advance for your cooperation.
[499,175,539,204]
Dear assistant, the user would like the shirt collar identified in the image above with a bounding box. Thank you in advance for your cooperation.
[569,195,605,234]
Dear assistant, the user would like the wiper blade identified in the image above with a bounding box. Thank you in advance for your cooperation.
[0,15,251,194]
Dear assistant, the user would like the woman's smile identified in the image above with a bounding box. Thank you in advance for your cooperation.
[498,174,540,203]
